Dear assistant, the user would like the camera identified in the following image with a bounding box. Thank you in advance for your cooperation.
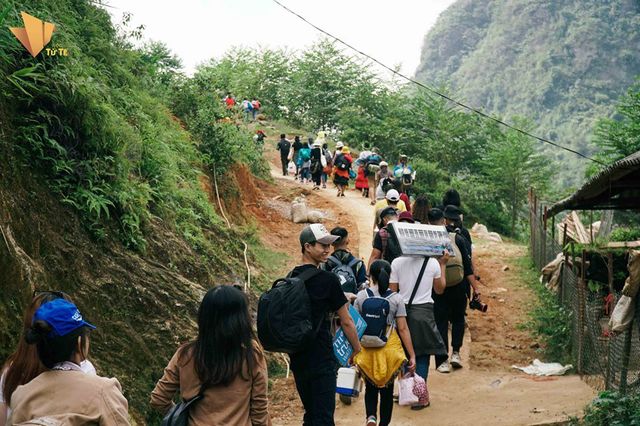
[469,295,488,313]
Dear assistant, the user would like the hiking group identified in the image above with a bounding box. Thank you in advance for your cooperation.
[223,93,262,121]
[255,185,484,426]
[276,133,416,204]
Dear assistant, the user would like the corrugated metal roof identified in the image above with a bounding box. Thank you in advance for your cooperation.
[548,150,640,215]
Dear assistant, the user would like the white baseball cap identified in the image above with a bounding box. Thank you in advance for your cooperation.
[386,189,400,202]
[300,224,340,245]
[335,141,344,149]
[380,161,388,167]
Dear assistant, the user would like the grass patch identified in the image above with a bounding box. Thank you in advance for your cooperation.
[516,255,573,365]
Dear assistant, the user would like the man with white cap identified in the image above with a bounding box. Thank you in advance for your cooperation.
[375,161,392,201]
[373,189,407,231]
[288,224,362,424]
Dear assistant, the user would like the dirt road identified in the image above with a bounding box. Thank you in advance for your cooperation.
[261,148,595,425]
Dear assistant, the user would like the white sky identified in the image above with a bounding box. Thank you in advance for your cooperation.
[103,0,456,76]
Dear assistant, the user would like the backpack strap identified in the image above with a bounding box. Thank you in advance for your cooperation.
[365,288,374,298]
[346,257,361,269]
[407,257,430,307]
[283,266,322,285]
[328,255,343,268]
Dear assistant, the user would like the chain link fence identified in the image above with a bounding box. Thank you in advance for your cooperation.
[529,202,640,394]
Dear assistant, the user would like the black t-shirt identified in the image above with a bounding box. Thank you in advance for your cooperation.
[452,231,474,277]
[288,264,348,370]
[372,228,401,264]
[292,141,303,152]
[277,139,291,157]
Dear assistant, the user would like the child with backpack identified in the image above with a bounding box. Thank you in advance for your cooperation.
[354,260,416,426]
[298,140,312,183]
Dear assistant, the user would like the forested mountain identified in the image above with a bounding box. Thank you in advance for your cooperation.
[415,0,640,184]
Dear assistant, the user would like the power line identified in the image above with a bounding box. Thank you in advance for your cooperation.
[271,0,605,166]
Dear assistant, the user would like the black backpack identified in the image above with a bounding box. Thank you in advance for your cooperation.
[161,392,203,426]
[257,268,322,354]
[327,255,361,294]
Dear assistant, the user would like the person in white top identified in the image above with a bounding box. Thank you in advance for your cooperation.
[389,253,449,410]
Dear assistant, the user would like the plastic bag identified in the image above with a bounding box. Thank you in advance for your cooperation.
[512,359,572,376]
[609,295,636,333]
[398,373,419,406]
[412,373,428,406]
[287,161,296,175]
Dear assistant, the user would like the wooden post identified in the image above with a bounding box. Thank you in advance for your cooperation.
[551,215,556,245]
[606,252,614,389]
[577,249,587,374]
[590,210,594,244]
[561,223,568,305]
[542,206,548,265]
[620,326,633,394]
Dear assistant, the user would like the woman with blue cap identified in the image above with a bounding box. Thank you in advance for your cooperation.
[8,299,129,425]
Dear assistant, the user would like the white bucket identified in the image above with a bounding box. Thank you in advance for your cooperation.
[336,367,361,397]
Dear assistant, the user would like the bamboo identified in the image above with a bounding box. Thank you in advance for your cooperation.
[577,249,587,374]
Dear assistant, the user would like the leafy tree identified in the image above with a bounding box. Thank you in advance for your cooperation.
[587,79,640,175]
[481,119,550,236]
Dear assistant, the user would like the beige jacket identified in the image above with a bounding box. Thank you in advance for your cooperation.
[8,370,129,425]
[150,342,271,426]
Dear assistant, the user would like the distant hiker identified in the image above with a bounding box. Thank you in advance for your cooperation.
[8,299,129,425]
[321,142,332,189]
[333,146,353,197]
[298,139,312,183]
[151,286,270,425]
[1,292,98,425]
[364,149,382,205]
[354,260,416,426]
[430,206,481,374]
[254,129,266,145]
[333,141,344,163]
[356,164,369,196]
[393,155,415,196]
[368,207,401,269]
[224,93,236,109]
[322,227,367,301]
[251,98,261,120]
[412,195,431,224]
[241,98,253,121]
[292,136,303,179]
[373,189,407,232]
[277,134,291,176]
[289,225,362,425]
[374,162,392,201]
[389,250,449,409]
[311,140,325,190]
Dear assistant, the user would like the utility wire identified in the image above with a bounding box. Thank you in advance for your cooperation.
[271,0,605,166]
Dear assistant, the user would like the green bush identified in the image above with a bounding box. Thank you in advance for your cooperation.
[574,391,640,425]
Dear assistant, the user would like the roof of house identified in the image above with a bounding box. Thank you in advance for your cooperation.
[548,151,640,215]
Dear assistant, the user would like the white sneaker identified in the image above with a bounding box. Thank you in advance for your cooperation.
[450,352,463,369]
[437,360,451,373]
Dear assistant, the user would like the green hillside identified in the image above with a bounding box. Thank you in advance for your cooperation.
[415,0,640,184]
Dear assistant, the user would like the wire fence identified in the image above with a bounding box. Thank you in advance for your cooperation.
[529,199,640,394]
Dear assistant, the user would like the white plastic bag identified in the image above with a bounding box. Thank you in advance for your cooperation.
[287,161,296,175]
[609,295,636,333]
[321,153,327,168]
[512,359,573,376]
[398,373,419,406]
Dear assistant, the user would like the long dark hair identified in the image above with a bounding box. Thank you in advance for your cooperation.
[2,291,71,403]
[182,286,256,386]
[370,260,392,293]
[412,195,430,224]
[442,189,461,207]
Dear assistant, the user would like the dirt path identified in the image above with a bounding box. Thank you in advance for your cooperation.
[258,141,595,425]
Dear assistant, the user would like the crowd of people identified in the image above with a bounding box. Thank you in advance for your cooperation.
[276,133,416,204]
[0,126,481,425]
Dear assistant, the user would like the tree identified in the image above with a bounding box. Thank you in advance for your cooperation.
[481,119,550,236]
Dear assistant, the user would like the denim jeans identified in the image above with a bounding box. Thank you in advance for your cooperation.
[415,354,431,381]
[292,362,337,425]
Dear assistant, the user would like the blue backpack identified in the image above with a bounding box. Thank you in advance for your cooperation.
[360,289,394,348]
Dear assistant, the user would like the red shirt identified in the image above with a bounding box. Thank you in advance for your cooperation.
[400,193,411,213]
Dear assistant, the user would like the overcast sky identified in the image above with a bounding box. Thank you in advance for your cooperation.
[104,0,456,76]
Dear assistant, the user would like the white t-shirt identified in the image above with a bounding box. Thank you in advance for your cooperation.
[389,256,441,305]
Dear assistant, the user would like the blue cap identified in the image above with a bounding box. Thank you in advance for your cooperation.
[33,299,96,338]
